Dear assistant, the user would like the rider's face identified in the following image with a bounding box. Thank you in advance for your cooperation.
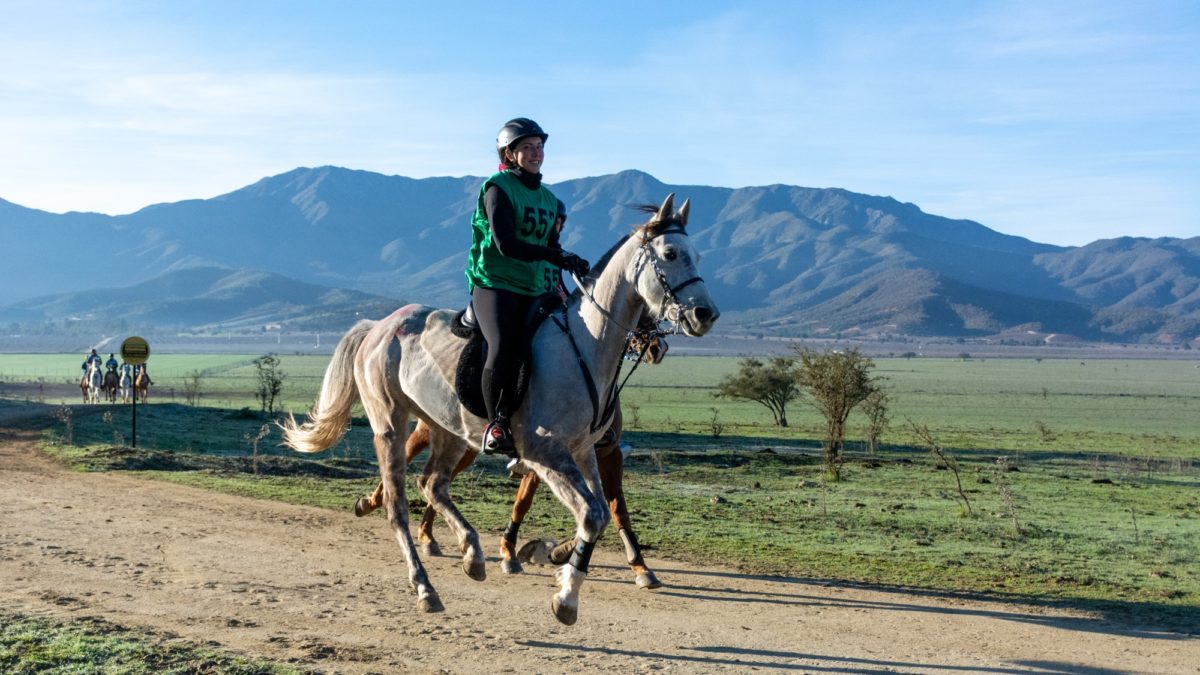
[506,137,544,174]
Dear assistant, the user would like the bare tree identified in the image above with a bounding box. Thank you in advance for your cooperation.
[714,356,800,427]
[182,369,203,406]
[794,347,880,480]
[253,353,285,414]
[862,388,891,454]
[910,419,972,517]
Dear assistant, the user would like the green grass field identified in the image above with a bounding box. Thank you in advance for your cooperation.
[6,353,1199,456]
[6,352,1200,634]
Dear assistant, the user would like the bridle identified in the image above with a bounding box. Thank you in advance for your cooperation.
[638,224,705,333]
[572,221,704,337]
[557,221,703,433]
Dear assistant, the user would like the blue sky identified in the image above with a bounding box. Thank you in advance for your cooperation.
[1,1,1196,246]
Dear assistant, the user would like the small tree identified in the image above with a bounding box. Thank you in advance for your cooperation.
[714,356,800,427]
[911,420,972,517]
[862,388,890,454]
[182,369,203,406]
[794,347,880,480]
[253,353,285,414]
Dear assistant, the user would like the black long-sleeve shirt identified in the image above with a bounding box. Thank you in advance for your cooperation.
[483,168,566,264]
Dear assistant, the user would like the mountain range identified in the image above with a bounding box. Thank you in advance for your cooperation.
[1,166,1197,344]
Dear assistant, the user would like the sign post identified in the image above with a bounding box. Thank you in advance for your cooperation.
[120,336,150,449]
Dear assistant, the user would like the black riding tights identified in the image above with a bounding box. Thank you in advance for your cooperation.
[472,286,537,423]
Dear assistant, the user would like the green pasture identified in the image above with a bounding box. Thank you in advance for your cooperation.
[5,353,1200,458]
[620,356,1200,458]
[6,352,1200,631]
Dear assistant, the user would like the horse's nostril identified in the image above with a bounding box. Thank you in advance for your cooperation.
[693,307,713,324]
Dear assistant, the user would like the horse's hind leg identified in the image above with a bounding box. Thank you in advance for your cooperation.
[418,426,486,581]
[416,445,477,557]
[356,421,479,560]
[354,421,430,519]
[354,482,385,518]
[375,422,443,612]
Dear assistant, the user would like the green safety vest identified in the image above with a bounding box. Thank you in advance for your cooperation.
[465,171,559,295]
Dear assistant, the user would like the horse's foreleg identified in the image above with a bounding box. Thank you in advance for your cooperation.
[375,422,442,613]
[501,471,542,574]
[529,448,609,626]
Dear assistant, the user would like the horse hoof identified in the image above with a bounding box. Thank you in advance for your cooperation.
[548,542,574,566]
[551,597,578,626]
[418,595,444,613]
[517,539,555,565]
[353,498,372,517]
[464,559,487,581]
[500,558,523,575]
[421,541,442,557]
[636,571,663,589]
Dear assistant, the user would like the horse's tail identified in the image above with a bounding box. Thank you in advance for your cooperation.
[280,319,377,454]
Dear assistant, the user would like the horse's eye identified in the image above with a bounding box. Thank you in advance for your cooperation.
[664,249,678,262]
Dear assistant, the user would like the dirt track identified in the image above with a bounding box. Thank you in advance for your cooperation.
[1,403,1196,674]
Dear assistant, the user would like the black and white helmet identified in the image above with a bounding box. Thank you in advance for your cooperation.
[496,117,548,152]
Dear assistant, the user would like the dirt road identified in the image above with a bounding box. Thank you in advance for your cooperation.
[1,404,1195,673]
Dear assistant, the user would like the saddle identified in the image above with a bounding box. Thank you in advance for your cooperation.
[450,293,564,419]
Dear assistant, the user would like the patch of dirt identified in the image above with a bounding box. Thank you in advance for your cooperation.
[2,404,1196,673]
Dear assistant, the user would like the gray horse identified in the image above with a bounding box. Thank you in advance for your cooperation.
[281,194,718,624]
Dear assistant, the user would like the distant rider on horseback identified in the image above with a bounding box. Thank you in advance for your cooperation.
[105,353,119,372]
[465,117,590,457]
[81,349,101,372]
[134,364,154,386]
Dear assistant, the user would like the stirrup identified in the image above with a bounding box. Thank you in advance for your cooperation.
[481,420,517,458]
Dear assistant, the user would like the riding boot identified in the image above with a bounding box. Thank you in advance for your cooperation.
[480,367,517,458]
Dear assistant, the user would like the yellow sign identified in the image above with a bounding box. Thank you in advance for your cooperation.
[120,336,151,365]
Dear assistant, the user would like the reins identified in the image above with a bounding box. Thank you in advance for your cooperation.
[551,306,664,434]
[555,220,695,434]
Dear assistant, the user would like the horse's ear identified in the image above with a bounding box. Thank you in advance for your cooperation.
[676,198,690,226]
[656,193,676,222]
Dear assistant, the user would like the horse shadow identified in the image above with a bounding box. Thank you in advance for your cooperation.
[572,562,1198,641]
[517,563,1190,673]
[518,639,1133,674]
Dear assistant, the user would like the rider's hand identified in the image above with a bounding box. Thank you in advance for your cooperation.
[557,251,590,279]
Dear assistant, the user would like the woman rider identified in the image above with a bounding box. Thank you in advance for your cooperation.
[465,117,590,457]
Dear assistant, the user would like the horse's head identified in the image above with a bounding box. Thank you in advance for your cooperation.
[631,194,720,337]
[627,314,669,364]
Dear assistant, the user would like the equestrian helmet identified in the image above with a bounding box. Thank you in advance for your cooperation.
[496,118,548,152]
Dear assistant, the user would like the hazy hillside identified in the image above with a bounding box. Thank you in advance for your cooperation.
[0,264,402,332]
[2,167,1198,343]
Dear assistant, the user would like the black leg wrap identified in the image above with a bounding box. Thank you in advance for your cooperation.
[568,538,596,574]
[502,520,520,548]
